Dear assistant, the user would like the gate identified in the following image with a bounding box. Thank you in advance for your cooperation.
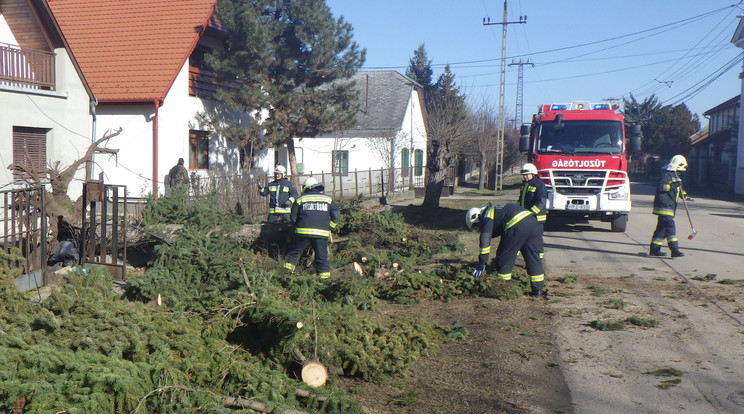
[1,186,47,289]
[80,179,127,280]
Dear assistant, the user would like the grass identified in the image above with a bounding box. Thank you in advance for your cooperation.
[389,389,423,407]
[557,275,578,284]
[590,319,625,331]
[658,378,682,389]
[645,367,683,377]
[625,315,659,328]
[606,298,626,309]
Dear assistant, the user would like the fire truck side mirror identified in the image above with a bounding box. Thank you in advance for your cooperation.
[519,124,530,152]
[627,124,642,153]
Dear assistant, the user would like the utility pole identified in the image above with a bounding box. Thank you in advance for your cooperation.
[508,59,534,129]
[483,1,526,191]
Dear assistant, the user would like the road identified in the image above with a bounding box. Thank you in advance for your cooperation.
[544,181,744,281]
[543,180,744,414]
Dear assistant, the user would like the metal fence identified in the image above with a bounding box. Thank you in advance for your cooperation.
[1,186,47,288]
[186,167,425,219]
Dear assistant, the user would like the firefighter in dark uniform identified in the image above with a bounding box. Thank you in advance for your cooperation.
[258,165,298,223]
[283,177,340,279]
[466,203,546,297]
[517,162,547,258]
[649,155,688,257]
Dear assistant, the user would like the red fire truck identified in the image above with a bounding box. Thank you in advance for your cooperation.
[519,101,641,232]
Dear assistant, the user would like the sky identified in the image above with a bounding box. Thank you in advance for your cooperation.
[324,0,744,125]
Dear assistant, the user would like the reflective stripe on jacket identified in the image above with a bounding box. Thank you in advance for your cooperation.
[291,189,341,238]
[260,178,298,214]
[518,176,548,222]
[652,170,683,216]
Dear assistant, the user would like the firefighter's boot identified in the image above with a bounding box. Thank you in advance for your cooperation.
[649,244,666,257]
[669,241,685,257]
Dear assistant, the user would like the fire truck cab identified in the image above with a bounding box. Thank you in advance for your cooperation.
[519,101,641,232]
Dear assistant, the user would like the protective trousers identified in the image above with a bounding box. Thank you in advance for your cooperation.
[650,215,678,253]
[495,220,545,292]
[284,237,330,278]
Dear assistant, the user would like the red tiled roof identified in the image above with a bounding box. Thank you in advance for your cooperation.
[47,0,215,102]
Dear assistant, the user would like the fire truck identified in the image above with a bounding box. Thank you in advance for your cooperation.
[519,101,641,232]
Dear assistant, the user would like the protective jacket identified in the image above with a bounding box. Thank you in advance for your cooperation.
[518,176,548,222]
[260,178,298,215]
[479,203,534,264]
[291,188,340,238]
[478,203,544,287]
[652,170,684,217]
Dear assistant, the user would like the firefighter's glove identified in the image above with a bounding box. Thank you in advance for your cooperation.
[257,184,263,192]
[472,264,485,278]
[684,194,694,202]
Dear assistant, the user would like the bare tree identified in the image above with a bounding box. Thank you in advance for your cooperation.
[8,129,122,242]
[367,128,403,194]
[467,102,500,190]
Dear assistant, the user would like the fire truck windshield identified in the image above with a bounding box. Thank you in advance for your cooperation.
[537,120,623,155]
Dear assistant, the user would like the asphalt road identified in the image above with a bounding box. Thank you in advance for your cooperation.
[543,181,744,281]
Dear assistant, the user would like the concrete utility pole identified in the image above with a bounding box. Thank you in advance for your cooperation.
[508,59,534,129]
[483,1,526,191]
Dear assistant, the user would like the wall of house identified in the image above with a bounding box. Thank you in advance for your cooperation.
[0,47,91,198]
[94,63,248,198]
[290,87,428,186]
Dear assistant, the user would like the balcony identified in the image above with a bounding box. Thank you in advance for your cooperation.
[0,43,55,90]
[189,66,238,99]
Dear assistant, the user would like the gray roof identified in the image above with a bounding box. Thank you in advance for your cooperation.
[315,70,422,138]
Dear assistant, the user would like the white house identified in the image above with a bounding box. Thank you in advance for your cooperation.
[261,70,427,192]
[0,0,92,197]
[47,0,251,198]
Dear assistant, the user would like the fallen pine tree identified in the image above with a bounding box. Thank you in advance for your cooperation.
[0,191,532,412]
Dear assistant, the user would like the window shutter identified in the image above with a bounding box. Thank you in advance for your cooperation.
[12,127,47,180]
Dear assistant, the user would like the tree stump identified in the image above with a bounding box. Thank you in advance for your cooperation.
[300,361,328,388]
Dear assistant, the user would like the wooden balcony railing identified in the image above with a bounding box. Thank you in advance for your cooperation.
[0,42,55,90]
[189,66,238,99]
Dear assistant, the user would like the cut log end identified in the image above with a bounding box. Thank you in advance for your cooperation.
[301,361,328,388]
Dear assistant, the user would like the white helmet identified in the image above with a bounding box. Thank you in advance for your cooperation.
[274,165,286,175]
[303,176,324,192]
[521,163,538,175]
[666,155,687,171]
[465,207,483,229]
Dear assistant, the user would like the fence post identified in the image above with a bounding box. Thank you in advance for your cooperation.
[354,169,359,197]
[368,168,372,196]
[339,173,344,199]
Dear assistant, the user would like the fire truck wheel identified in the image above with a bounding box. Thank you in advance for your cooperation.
[610,214,628,232]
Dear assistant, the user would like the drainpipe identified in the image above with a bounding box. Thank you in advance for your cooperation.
[153,100,161,195]
[89,98,98,180]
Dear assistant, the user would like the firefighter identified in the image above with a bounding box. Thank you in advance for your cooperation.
[466,203,546,298]
[649,155,688,257]
[258,165,299,223]
[283,177,340,279]
[518,163,547,258]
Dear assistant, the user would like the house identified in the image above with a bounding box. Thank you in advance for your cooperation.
[730,19,744,195]
[47,0,252,197]
[689,96,738,192]
[269,70,427,193]
[0,0,93,197]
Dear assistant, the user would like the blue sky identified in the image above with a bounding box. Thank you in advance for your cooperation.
[325,0,744,124]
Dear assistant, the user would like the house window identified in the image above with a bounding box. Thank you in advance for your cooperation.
[189,130,209,169]
[414,149,424,176]
[12,126,48,180]
[333,150,348,176]
[401,148,409,177]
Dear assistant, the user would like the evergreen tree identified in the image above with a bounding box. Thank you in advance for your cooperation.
[622,93,663,126]
[406,43,433,92]
[642,103,700,159]
[208,0,366,184]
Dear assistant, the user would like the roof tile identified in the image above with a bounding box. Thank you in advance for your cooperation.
[47,0,215,102]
